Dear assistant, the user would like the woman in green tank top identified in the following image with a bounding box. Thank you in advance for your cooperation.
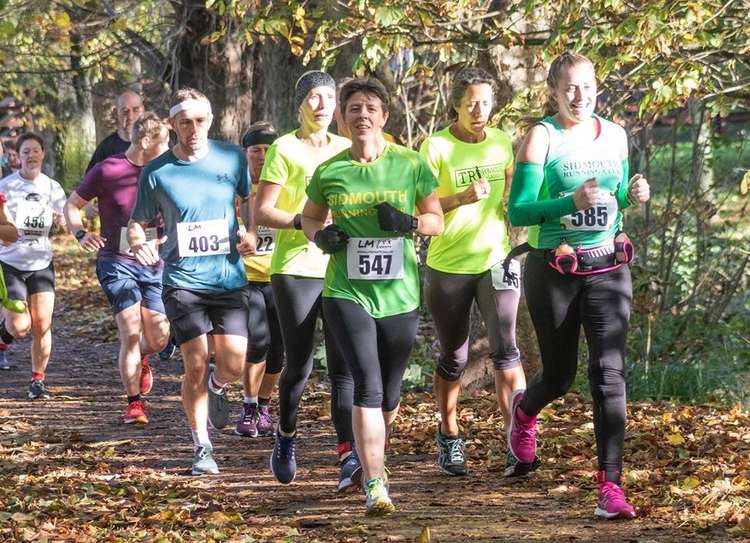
[507,51,650,520]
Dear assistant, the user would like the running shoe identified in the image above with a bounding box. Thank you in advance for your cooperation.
[124,399,148,424]
[207,366,230,429]
[337,447,362,492]
[192,445,219,476]
[270,431,297,484]
[595,471,636,519]
[436,425,468,476]
[235,402,259,437]
[364,477,395,516]
[27,379,48,400]
[158,337,176,361]
[256,404,275,436]
[139,357,153,395]
[503,450,541,478]
[507,390,537,464]
[0,350,9,370]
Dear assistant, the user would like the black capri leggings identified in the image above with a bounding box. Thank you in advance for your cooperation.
[425,266,521,381]
[520,251,632,482]
[322,297,419,411]
[246,281,284,374]
[271,274,354,444]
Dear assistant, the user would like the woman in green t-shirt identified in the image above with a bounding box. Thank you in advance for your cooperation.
[302,77,443,516]
[507,51,650,520]
[419,67,531,478]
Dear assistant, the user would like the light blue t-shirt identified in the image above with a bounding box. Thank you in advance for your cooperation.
[132,140,250,291]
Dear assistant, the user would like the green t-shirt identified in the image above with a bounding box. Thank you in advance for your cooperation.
[260,131,351,277]
[420,127,513,273]
[306,144,438,318]
[509,115,629,249]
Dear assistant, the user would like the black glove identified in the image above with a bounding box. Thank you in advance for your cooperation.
[313,224,349,254]
[374,202,418,233]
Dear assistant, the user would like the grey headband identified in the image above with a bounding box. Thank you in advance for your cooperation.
[294,71,336,113]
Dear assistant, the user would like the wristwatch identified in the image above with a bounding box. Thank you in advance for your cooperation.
[74,229,87,241]
[293,213,303,230]
[410,216,418,231]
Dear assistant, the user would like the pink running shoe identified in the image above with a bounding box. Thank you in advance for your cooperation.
[595,472,636,519]
[139,356,153,395]
[507,390,537,464]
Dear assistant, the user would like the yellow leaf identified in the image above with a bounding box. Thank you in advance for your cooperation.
[111,18,127,32]
[741,170,749,195]
[666,433,685,446]
[681,476,700,491]
[416,526,431,543]
[54,11,71,31]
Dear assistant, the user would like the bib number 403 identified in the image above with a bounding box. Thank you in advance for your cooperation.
[188,235,221,253]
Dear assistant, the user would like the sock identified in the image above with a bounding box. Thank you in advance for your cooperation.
[0,323,14,345]
[278,428,295,438]
[243,395,258,405]
[207,372,225,394]
[337,441,352,461]
[258,396,270,406]
[191,428,211,448]
[32,371,44,381]
[127,394,142,404]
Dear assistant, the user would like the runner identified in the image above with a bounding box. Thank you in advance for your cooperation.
[507,51,650,519]
[303,76,443,514]
[86,90,144,172]
[419,66,532,477]
[64,112,171,424]
[0,191,19,370]
[254,70,356,490]
[128,88,253,475]
[0,133,67,398]
[234,122,284,438]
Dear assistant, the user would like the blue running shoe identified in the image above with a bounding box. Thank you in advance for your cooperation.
[270,431,297,484]
[158,337,177,361]
[337,447,362,492]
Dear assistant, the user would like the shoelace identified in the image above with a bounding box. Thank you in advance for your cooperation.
[196,447,211,460]
[276,436,295,459]
[242,405,257,423]
[365,477,388,500]
[448,438,465,464]
[600,481,627,506]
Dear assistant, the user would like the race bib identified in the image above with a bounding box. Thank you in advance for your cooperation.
[560,190,617,231]
[254,225,276,256]
[15,201,53,241]
[118,227,158,256]
[490,258,521,291]
[176,219,230,257]
[347,237,404,280]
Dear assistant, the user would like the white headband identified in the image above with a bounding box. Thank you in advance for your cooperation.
[169,99,212,118]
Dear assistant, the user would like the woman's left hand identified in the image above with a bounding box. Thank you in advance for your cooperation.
[628,174,650,204]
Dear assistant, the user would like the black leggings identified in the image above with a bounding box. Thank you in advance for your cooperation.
[425,266,521,381]
[271,274,354,444]
[246,282,284,374]
[520,251,631,482]
[322,297,418,410]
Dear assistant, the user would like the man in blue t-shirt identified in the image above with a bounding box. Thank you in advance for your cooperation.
[128,88,253,475]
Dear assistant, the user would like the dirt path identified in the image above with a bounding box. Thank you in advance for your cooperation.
[0,241,746,542]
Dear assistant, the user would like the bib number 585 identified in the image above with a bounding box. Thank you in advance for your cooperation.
[570,206,608,228]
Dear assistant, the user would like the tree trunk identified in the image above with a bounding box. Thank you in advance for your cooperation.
[250,40,304,133]
[172,1,254,143]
